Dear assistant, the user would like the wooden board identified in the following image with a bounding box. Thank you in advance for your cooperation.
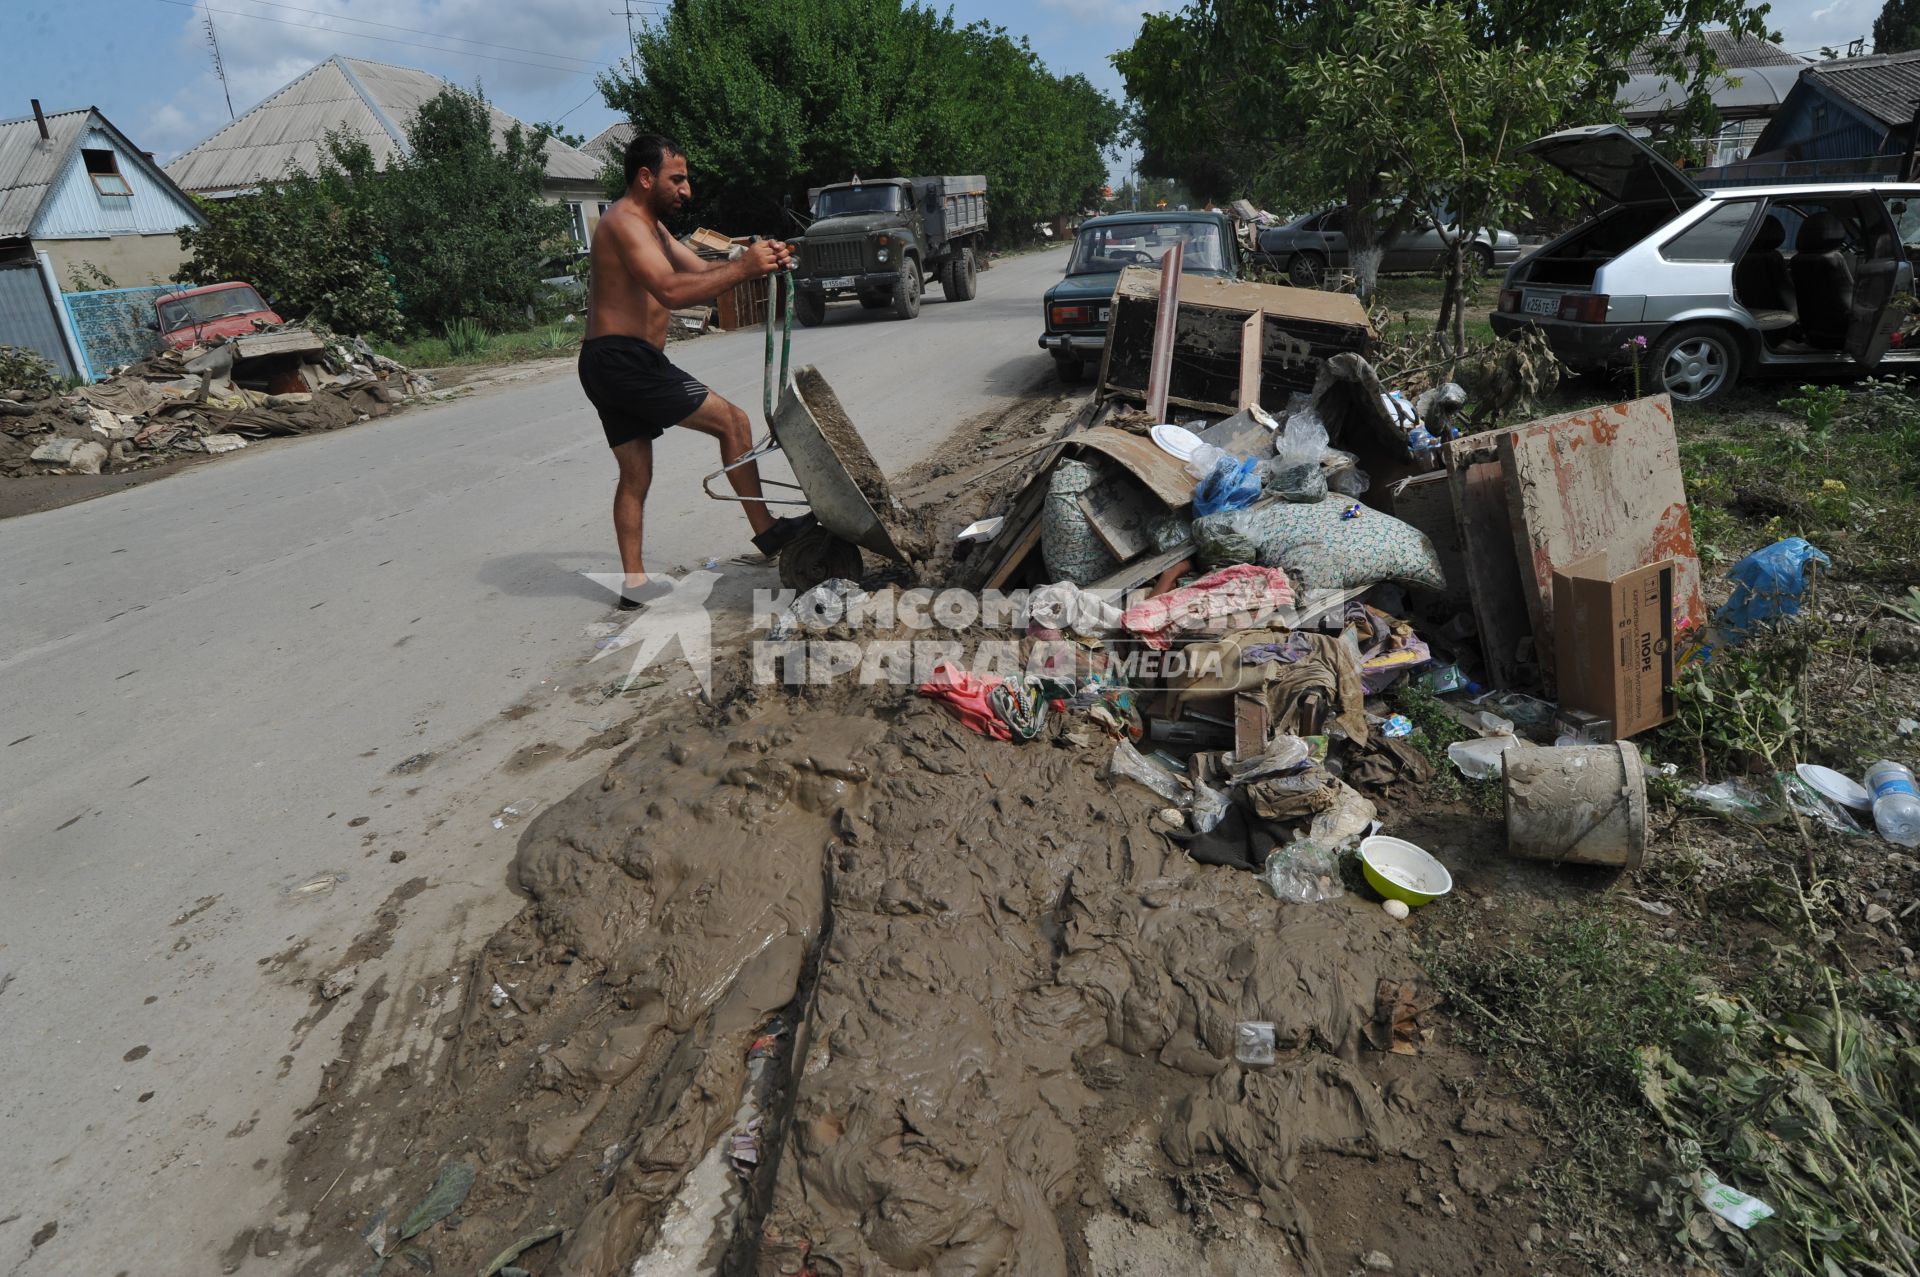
[1446,444,1534,690]
[1088,541,1194,593]
[232,329,326,360]
[1076,477,1154,561]
[1384,471,1468,609]
[1234,691,1270,758]
[1494,394,1705,684]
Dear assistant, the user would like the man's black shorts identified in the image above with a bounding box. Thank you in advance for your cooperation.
[577,335,711,448]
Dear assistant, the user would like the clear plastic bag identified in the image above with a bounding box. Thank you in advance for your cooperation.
[1268,411,1331,502]
[1447,734,1518,780]
[1109,740,1189,804]
[1259,838,1347,904]
[1234,1021,1277,1066]
[1184,441,1230,481]
[1189,774,1231,834]
[1227,734,1311,783]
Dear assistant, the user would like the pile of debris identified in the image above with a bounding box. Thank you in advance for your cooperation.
[0,328,433,479]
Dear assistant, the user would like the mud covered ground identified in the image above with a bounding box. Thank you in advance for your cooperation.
[245,391,1589,1277]
[266,666,1571,1277]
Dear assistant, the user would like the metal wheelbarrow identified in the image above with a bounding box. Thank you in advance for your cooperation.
[702,271,913,590]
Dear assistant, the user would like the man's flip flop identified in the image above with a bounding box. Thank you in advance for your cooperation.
[751,514,817,557]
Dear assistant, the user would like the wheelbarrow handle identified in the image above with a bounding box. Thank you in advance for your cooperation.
[764,268,794,424]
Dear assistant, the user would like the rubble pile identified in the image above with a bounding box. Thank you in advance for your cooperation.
[0,330,433,479]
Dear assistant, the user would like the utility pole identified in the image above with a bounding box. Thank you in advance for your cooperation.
[203,3,235,121]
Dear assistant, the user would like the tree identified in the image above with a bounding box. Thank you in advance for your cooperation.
[177,88,572,336]
[176,132,405,338]
[1117,0,1771,255]
[1875,0,1920,54]
[1301,0,1593,347]
[369,88,573,332]
[598,0,1122,238]
[533,121,587,148]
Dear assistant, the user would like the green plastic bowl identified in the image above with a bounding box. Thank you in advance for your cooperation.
[1359,835,1453,907]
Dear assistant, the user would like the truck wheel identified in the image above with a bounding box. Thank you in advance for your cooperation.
[940,256,964,302]
[954,248,979,301]
[794,289,826,328]
[1054,352,1083,384]
[891,262,922,320]
[857,291,888,310]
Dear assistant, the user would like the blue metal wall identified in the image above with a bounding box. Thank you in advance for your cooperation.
[1751,82,1894,163]
[32,128,201,240]
[61,285,174,380]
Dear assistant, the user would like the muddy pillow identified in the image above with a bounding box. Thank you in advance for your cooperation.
[1192,495,1445,593]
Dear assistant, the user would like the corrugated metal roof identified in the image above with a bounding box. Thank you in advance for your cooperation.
[165,56,603,195]
[0,108,95,237]
[583,122,633,164]
[1626,30,1804,76]
[1800,49,1920,128]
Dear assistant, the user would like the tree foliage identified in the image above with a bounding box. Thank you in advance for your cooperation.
[1116,0,1772,213]
[176,138,404,338]
[1875,0,1920,54]
[599,0,1124,238]
[1302,0,1593,344]
[177,87,572,336]
[374,89,573,332]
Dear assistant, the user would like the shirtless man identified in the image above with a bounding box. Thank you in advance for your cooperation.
[578,133,811,608]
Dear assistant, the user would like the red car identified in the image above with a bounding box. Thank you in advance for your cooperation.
[153,282,284,350]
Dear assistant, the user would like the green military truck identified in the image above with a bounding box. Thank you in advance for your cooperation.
[792,175,987,325]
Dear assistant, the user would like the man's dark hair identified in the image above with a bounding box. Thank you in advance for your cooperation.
[624,134,686,189]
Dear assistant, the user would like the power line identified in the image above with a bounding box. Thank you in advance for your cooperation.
[215,0,607,68]
[152,0,611,76]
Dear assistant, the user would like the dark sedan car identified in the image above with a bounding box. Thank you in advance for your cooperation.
[1038,210,1241,382]
[1257,207,1522,286]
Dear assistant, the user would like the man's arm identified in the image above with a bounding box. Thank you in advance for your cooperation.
[612,219,787,309]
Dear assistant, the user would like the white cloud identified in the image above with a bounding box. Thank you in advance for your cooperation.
[1034,0,1174,22]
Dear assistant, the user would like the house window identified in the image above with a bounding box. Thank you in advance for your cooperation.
[83,149,132,197]
[569,202,589,246]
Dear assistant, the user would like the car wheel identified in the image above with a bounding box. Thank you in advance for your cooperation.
[794,289,827,328]
[1651,324,1741,405]
[1466,243,1494,279]
[1054,352,1083,384]
[891,262,922,319]
[1288,251,1327,288]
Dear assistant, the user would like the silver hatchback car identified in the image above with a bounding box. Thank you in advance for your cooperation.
[1490,125,1920,404]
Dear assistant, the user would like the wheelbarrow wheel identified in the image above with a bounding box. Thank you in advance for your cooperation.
[779,526,863,591]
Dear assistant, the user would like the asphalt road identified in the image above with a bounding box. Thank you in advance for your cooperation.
[0,245,1071,1272]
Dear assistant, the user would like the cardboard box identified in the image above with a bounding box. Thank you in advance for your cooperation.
[1551,555,1676,738]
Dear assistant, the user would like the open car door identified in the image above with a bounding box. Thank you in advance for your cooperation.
[1847,200,1909,366]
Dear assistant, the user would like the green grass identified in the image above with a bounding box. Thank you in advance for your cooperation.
[374,321,583,369]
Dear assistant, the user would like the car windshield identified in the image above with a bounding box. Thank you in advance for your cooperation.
[816,185,902,217]
[158,286,269,331]
[1067,221,1226,275]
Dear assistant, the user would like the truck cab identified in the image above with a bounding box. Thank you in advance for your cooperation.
[792,176,987,325]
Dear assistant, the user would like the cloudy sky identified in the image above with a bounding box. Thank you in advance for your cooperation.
[8,0,1881,176]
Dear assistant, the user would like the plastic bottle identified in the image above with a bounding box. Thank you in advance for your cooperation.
[1865,760,1920,847]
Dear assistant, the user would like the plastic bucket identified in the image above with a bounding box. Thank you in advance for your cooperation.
[1503,741,1647,869]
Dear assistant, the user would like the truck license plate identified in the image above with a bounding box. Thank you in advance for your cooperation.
[1523,294,1558,316]
[822,276,856,289]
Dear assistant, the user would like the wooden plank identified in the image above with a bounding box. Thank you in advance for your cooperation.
[232,329,325,360]
[1076,477,1154,561]
[1384,471,1469,609]
[982,513,1044,591]
[1234,691,1271,759]
[1451,457,1533,689]
[1237,311,1264,409]
[1145,242,1184,424]
[1495,394,1705,684]
[1087,540,1194,593]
